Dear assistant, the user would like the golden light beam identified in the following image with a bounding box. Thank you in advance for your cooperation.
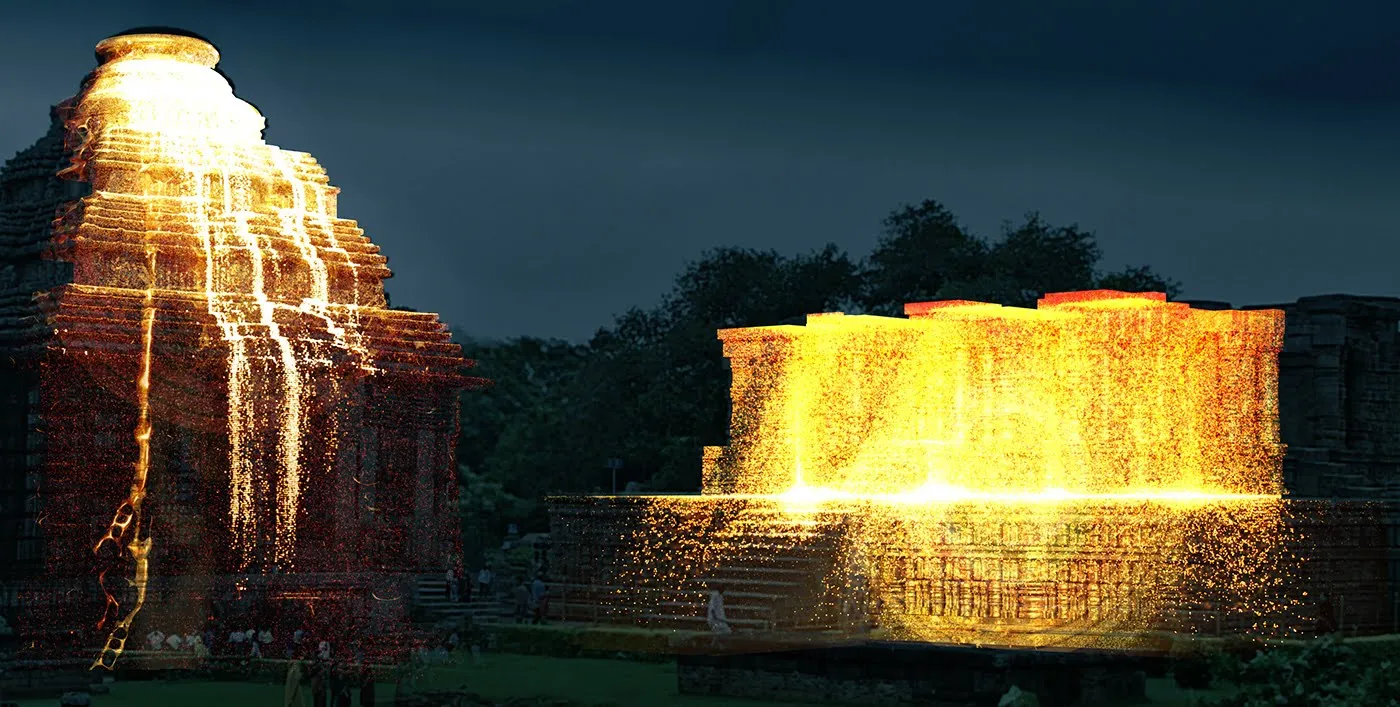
[62,33,398,667]
[90,244,158,670]
[673,291,1290,646]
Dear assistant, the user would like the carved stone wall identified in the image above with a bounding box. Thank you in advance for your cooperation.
[1241,295,1400,499]
[0,32,479,661]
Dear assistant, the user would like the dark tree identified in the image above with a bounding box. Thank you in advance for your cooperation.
[480,246,860,496]
[459,198,1183,525]
[859,200,986,315]
[864,203,1178,309]
[983,212,1102,306]
[1095,264,1183,299]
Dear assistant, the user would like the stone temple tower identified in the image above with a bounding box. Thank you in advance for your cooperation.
[0,29,479,663]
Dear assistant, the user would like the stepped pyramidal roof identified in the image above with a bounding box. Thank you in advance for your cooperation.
[0,30,478,666]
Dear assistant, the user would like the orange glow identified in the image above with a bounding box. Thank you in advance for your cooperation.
[704,290,1283,500]
[66,33,379,556]
[618,291,1295,646]
[6,29,473,667]
[57,32,397,666]
[89,244,158,670]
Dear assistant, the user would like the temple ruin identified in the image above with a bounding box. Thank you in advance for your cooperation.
[0,30,478,664]
[549,292,1399,646]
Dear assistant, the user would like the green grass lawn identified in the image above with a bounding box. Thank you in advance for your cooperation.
[419,652,831,706]
[429,652,1233,707]
[9,654,825,707]
[14,680,297,707]
[9,652,1231,707]
[1144,679,1232,707]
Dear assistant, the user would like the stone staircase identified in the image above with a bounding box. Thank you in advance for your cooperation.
[641,511,845,632]
[547,502,847,632]
[413,577,511,627]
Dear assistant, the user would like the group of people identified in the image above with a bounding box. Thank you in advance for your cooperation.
[143,629,209,655]
[512,575,548,624]
[225,627,282,658]
[283,658,375,707]
[442,566,498,604]
[144,619,338,663]
[444,564,517,604]
[450,563,550,624]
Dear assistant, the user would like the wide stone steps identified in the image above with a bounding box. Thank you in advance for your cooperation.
[413,578,514,626]
[637,614,772,631]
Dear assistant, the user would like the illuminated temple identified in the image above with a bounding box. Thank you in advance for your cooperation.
[550,292,1397,648]
[0,31,476,663]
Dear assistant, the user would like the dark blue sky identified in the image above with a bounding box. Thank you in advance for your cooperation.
[3,1,1398,341]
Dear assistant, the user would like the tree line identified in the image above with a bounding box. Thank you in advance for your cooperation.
[450,199,1180,536]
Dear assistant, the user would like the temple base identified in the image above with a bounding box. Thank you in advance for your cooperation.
[548,495,1400,648]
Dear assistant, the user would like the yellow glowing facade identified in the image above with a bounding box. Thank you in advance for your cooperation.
[704,290,1284,500]
[568,291,1299,648]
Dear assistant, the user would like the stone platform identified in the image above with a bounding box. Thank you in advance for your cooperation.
[548,495,1400,646]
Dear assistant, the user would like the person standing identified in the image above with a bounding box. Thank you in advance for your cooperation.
[358,664,376,707]
[283,660,305,707]
[310,664,327,707]
[512,580,531,624]
[445,568,459,603]
[707,585,732,634]
[476,567,493,599]
[530,577,547,625]
[190,633,208,659]
[327,662,344,707]
[335,667,352,707]
[1317,593,1338,634]
[393,654,418,707]
[227,627,245,656]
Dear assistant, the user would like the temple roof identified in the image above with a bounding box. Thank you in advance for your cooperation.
[0,31,475,386]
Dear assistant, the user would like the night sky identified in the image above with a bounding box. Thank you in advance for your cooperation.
[3,1,1397,342]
